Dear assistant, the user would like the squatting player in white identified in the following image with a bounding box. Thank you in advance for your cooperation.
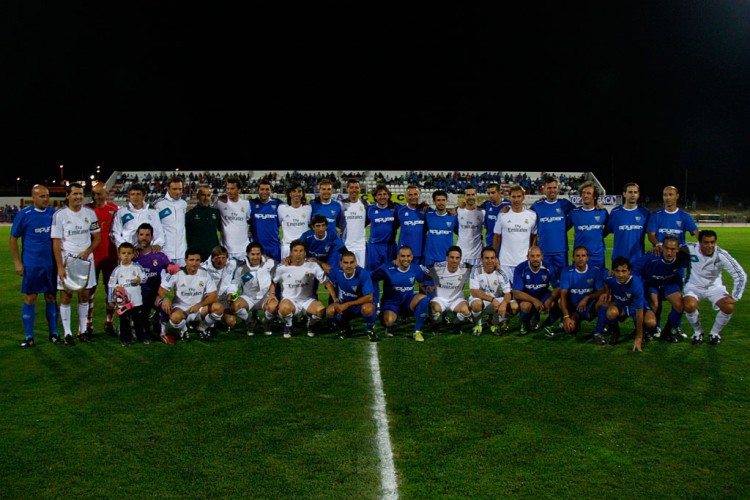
[156,248,222,341]
[226,242,278,336]
[492,184,538,284]
[426,246,473,334]
[269,239,337,338]
[469,246,517,335]
[683,230,747,345]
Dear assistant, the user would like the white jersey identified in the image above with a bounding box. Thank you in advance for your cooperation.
[113,202,165,249]
[200,258,238,297]
[456,207,485,263]
[427,262,471,303]
[51,206,100,256]
[227,257,276,301]
[340,199,367,250]
[154,194,188,261]
[686,242,746,300]
[278,203,312,245]
[216,197,251,255]
[494,208,537,267]
[470,266,512,299]
[160,268,217,310]
[108,262,147,307]
[273,261,328,302]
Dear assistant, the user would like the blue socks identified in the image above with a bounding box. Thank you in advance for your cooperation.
[22,303,35,338]
[414,298,429,331]
[46,301,58,336]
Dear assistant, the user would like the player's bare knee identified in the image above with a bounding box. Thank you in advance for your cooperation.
[362,303,375,316]
[606,305,619,321]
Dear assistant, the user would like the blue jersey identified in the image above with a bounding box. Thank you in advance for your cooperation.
[424,210,458,265]
[512,260,559,299]
[480,199,511,246]
[371,263,426,305]
[646,208,698,245]
[300,229,345,267]
[569,207,608,261]
[530,198,574,255]
[330,266,374,303]
[395,204,425,258]
[559,264,604,307]
[604,274,645,309]
[367,203,398,245]
[310,198,342,235]
[607,205,650,262]
[632,252,689,288]
[11,205,55,267]
[250,197,282,257]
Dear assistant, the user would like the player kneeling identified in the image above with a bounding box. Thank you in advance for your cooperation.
[559,246,605,336]
[156,248,223,342]
[682,230,746,346]
[371,246,430,342]
[270,240,336,338]
[426,246,472,335]
[593,256,646,351]
[512,246,562,336]
[226,242,278,336]
[469,246,517,336]
[327,251,378,341]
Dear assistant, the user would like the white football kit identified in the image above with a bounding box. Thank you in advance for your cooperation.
[340,198,367,266]
[216,197,252,258]
[278,203,312,259]
[108,262,147,307]
[457,207,485,265]
[494,208,537,281]
[427,262,472,311]
[684,242,746,307]
[273,261,328,314]
[52,205,100,289]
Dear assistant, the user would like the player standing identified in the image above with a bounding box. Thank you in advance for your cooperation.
[278,183,312,259]
[456,187,485,266]
[154,176,187,265]
[647,185,699,253]
[216,176,252,262]
[395,185,427,265]
[606,182,650,264]
[340,178,368,267]
[249,179,283,262]
[492,184,538,284]
[569,181,608,271]
[530,176,574,276]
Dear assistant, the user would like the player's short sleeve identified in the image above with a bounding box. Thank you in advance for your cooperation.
[10,210,26,238]
[313,263,328,283]
[161,273,177,292]
[500,274,512,294]
[414,264,426,283]
[469,266,482,290]
[359,269,375,296]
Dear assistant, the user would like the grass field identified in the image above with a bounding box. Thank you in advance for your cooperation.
[1,226,749,498]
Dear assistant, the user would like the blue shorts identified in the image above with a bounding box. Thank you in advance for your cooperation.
[571,299,595,320]
[382,291,417,315]
[588,254,606,272]
[366,243,396,272]
[646,283,682,299]
[545,253,568,277]
[615,303,639,323]
[21,265,56,295]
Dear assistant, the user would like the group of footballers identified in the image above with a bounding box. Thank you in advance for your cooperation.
[10,174,746,351]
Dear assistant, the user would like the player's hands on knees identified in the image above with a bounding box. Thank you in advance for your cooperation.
[632,338,643,352]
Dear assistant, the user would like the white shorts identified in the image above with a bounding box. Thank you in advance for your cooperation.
[239,294,269,312]
[173,308,203,324]
[461,257,481,267]
[348,247,366,268]
[229,253,246,263]
[171,258,186,266]
[430,296,468,312]
[683,283,730,311]
[280,243,291,261]
[282,296,317,316]
[469,296,510,314]
[501,265,516,285]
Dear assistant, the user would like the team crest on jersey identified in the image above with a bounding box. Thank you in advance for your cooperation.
[594,216,600,222]
[492,280,498,286]
[587,278,593,284]
[405,211,409,216]
[198,280,204,287]
[447,222,452,227]
[635,216,641,222]
[84,217,90,224]
[330,209,335,215]
[305,272,310,277]
[352,285,358,292]
[676,221,682,227]
[375,210,379,214]
[241,207,246,213]
[152,259,158,266]
[409,277,415,283]
[524,219,529,224]
[556,208,562,214]
[476,214,482,222]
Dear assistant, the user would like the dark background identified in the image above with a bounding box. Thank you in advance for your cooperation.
[3,2,749,203]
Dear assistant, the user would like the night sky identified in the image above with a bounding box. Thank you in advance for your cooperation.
[4,2,749,202]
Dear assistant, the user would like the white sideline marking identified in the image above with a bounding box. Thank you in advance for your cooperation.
[368,343,399,499]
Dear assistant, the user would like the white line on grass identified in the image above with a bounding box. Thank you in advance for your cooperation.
[368,342,399,499]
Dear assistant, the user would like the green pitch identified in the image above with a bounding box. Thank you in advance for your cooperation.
[1,226,749,497]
